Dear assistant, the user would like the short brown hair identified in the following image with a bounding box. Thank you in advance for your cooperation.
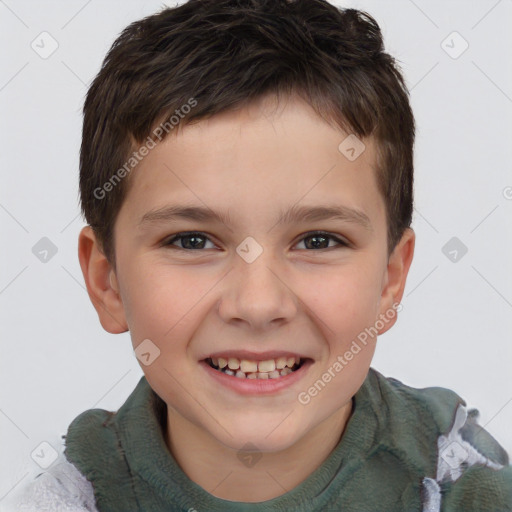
[79,0,415,267]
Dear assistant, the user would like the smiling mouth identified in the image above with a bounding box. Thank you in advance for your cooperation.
[205,356,307,380]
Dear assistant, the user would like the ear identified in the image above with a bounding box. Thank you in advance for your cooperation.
[78,226,128,334]
[377,228,415,335]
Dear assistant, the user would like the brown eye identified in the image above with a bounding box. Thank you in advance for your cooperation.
[162,231,349,252]
[164,232,215,250]
[296,232,348,250]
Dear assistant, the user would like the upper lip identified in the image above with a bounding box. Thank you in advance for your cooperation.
[202,350,311,362]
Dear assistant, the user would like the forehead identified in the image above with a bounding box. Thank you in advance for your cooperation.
[118,94,384,230]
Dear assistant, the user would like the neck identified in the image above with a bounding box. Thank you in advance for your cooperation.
[165,399,353,503]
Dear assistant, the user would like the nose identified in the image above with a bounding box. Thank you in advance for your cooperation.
[217,250,298,331]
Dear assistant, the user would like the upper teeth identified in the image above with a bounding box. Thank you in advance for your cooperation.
[212,356,299,372]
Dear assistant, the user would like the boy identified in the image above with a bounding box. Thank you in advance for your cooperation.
[13,0,512,510]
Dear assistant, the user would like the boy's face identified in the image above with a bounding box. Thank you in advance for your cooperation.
[80,93,414,454]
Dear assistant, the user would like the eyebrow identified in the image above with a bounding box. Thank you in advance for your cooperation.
[139,203,372,231]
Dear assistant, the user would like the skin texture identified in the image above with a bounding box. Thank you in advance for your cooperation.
[78,93,415,502]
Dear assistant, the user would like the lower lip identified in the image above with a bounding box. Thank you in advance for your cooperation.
[199,359,313,395]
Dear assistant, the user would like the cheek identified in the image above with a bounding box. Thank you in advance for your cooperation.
[119,244,384,352]
[120,262,212,348]
[116,261,174,341]
[303,261,383,341]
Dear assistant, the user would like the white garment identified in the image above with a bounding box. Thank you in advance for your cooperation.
[4,451,97,512]
[420,404,505,512]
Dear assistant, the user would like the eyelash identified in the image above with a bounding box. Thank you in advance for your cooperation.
[163,231,349,252]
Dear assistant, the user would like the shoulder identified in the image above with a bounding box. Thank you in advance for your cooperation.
[426,404,512,511]
[7,451,98,512]
[370,368,509,461]
[367,369,512,511]
[369,368,466,432]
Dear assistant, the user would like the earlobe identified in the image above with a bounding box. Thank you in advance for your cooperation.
[377,228,415,335]
[78,226,128,334]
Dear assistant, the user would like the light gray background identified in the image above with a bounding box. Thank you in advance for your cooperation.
[1,0,511,505]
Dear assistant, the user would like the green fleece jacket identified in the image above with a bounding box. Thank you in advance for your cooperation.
[61,368,512,511]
